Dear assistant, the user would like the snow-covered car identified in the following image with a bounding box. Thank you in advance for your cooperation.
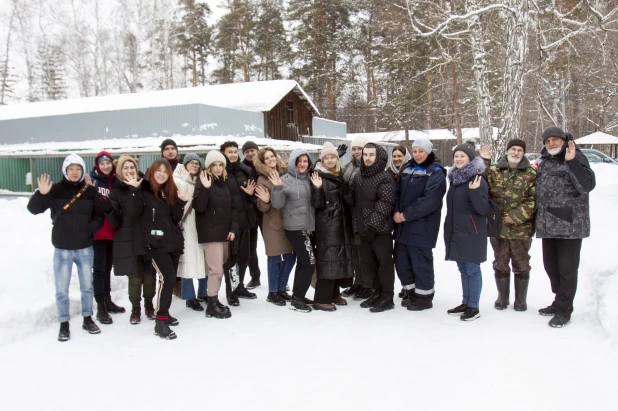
[525,153,541,170]
[580,148,618,165]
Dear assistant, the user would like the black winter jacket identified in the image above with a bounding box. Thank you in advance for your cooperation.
[127,179,186,257]
[107,174,153,276]
[242,158,262,225]
[225,160,257,231]
[311,165,355,280]
[344,145,397,236]
[394,153,446,248]
[194,175,239,243]
[27,178,105,250]
[444,157,490,263]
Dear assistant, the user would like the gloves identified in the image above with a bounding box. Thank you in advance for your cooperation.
[337,144,348,158]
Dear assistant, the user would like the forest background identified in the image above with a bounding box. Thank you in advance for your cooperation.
[2,0,618,152]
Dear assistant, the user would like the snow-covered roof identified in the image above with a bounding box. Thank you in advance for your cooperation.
[0,80,320,121]
[575,132,618,145]
[0,135,320,157]
[347,127,498,142]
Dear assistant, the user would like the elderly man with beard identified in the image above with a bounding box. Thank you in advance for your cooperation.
[344,143,397,313]
[536,126,595,328]
[480,139,536,313]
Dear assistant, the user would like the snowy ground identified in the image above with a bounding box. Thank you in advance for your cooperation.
[1,165,618,410]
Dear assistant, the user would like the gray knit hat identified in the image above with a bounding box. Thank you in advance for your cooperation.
[183,153,201,166]
[412,138,433,154]
[453,141,477,161]
[542,126,566,144]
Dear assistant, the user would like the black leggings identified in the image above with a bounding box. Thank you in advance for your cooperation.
[151,252,178,319]
[285,230,315,298]
[92,240,113,303]
[248,227,261,279]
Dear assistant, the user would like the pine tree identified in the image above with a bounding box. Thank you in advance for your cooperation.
[253,0,289,81]
[0,53,17,105]
[176,0,212,86]
[36,42,67,101]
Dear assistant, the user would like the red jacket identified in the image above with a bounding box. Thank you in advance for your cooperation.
[90,151,115,241]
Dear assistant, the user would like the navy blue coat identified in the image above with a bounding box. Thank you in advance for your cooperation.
[394,153,446,248]
[443,157,490,263]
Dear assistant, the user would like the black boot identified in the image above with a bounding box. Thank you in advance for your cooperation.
[96,302,113,324]
[154,319,177,339]
[186,298,204,312]
[246,278,261,289]
[401,289,415,307]
[227,293,240,306]
[407,297,433,311]
[267,292,287,306]
[354,287,374,301]
[494,274,510,310]
[215,298,231,313]
[369,293,395,313]
[206,296,232,319]
[277,290,292,301]
[360,291,382,308]
[513,274,529,312]
[104,296,126,313]
[234,285,257,299]
[342,284,361,297]
[58,321,70,342]
[167,315,179,326]
[82,316,101,334]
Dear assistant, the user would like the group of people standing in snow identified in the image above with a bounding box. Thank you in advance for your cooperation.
[27,125,595,342]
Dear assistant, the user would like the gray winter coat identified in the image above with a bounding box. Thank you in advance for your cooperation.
[535,143,595,239]
[271,148,315,231]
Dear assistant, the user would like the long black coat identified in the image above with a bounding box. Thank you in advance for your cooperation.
[225,160,257,231]
[443,157,490,263]
[127,179,186,257]
[194,176,239,243]
[311,166,355,280]
[107,175,153,276]
[27,178,104,250]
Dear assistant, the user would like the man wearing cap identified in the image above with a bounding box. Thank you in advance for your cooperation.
[480,139,536,313]
[393,138,446,311]
[241,141,262,289]
[160,139,180,171]
[535,126,595,328]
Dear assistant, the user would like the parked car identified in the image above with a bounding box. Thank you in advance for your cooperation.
[580,148,618,165]
[525,153,541,170]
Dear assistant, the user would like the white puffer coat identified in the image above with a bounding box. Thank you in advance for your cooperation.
[174,164,208,279]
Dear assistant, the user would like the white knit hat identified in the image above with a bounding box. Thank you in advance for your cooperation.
[350,135,370,149]
[412,138,433,154]
[204,150,227,169]
[320,142,339,161]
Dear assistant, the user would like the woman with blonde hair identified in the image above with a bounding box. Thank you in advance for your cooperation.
[254,147,296,306]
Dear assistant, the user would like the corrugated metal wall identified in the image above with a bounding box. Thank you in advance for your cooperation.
[0,104,265,144]
[312,117,347,139]
[0,158,30,192]
[30,156,95,190]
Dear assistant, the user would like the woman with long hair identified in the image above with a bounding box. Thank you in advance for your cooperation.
[253,147,296,306]
[193,150,237,319]
[125,158,189,339]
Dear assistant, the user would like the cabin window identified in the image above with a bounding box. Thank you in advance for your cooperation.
[286,101,295,124]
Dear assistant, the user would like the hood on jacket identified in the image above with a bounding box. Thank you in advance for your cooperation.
[448,156,486,185]
[360,144,389,177]
[62,153,86,182]
[115,155,139,182]
[254,147,288,178]
[540,133,577,160]
[94,151,115,176]
[389,149,411,175]
[287,148,311,178]
[404,152,441,170]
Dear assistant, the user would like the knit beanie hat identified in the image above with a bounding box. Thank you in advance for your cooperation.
[96,151,113,165]
[412,138,433,154]
[542,126,565,144]
[320,142,339,161]
[506,139,526,152]
[241,141,259,154]
[183,153,201,166]
[350,135,370,149]
[115,155,138,181]
[160,139,178,153]
[204,150,227,170]
[453,140,477,161]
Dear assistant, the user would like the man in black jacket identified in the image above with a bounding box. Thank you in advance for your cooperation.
[344,143,397,312]
[220,141,258,302]
[536,127,596,328]
[161,139,180,172]
[27,154,106,341]
[241,140,262,289]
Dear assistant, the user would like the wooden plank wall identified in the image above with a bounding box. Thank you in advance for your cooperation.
[265,91,313,141]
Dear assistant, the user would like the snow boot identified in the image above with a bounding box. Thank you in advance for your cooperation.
[96,302,113,325]
[144,300,156,320]
[130,306,141,325]
[538,303,556,316]
[206,296,232,319]
[186,298,204,312]
[313,302,337,312]
[407,297,433,311]
[104,296,126,313]
[154,318,177,340]
[460,307,481,321]
[234,285,257,299]
[369,294,395,313]
[401,289,415,307]
[246,278,261,289]
[360,291,382,308]
[494,273,510,310]
[332,296,348,306]
[289,296,312,313]
[342,284,361,297]
[267,292,286,306]
[58,321,70,342]
[548,314,570,328]
[167,315,179,326]
[513,274,529,312]
[447,304,468,316]
[82,316,101,334]
[215,298,231,313]
[277,290,292,301]
[354,287,374,301]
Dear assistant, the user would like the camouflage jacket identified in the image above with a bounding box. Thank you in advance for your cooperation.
[484,156,536,239]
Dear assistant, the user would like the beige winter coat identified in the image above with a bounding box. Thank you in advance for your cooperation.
[254,154,294,257]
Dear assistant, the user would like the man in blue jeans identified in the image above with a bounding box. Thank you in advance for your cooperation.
[28,154,107,341]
